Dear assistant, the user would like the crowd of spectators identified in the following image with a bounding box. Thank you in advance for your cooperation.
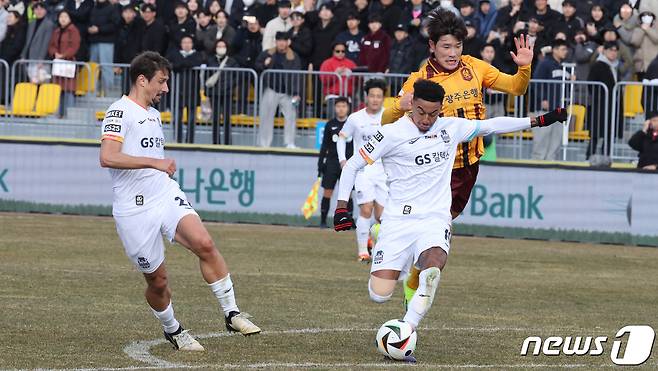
[1,0,656,86]
[0,0,657,148]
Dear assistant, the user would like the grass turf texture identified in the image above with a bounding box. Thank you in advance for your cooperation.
[1,212,657,370]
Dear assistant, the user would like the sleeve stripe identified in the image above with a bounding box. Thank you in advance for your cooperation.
[359,148,374,165]
[466,121,481,142]
[101,134,124,143]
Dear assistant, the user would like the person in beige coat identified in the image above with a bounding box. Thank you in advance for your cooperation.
[631,11,658,77]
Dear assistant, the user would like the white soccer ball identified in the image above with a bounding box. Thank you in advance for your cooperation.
[375,319,417,360]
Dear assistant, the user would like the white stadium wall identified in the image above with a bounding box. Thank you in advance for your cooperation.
[1,139,657,245]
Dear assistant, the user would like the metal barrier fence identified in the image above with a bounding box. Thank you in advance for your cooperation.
[174,66,258,145]
[9,59,94,120]
[610,81,658,161]
[258,70,341,148]
[342,72,408,110]
[503,79,609,161]
[0,59,8,116]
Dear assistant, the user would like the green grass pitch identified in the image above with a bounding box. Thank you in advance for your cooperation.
[1,212,657,370]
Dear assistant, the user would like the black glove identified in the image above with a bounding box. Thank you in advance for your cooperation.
[333,207,355,231]
[537,108,568,127]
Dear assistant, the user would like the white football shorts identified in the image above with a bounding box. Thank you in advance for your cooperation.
[354,168,388,206]
[370,215,452,274]
[114,186,197,274]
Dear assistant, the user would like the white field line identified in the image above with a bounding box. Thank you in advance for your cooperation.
[6,326,637,371]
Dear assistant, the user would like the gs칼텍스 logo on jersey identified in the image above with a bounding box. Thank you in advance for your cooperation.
[105,110,123,119]
[140,137,165,148]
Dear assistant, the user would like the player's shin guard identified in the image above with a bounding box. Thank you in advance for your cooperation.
[356,217,370,255]
[151,301,181,334]
[208,274,239,316]
[403,267,441,328]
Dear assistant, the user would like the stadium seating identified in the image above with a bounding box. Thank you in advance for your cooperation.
[32,84,61,117]
[623,85,644,117]
[0,83,38,116]
[75,62,99,96]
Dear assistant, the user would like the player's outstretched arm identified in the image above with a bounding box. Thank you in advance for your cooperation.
[472,108,567,138]
[100,139,176,176]
[334,155,368,231]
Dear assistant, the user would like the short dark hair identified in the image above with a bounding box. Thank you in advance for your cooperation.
[413,79,445,103]
[364,78,387,95]
[334,96,351,106]
[551,38,569,49]
[427,8,467,43]
[481,43,495,52]
[130,52,172,85]
[140,3,156,12]
[332,41,346,50]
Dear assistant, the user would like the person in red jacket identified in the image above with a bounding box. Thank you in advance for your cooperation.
[358,13,391,73]
[48,10,81,118]
[320,41,356,118]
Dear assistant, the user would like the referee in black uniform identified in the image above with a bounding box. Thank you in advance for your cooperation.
[317,97,352,228]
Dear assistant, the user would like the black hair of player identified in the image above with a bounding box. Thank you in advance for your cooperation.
[412,79,445,103]
[427,8,467,43]
[334,96,351,107]
[130,51,172,85]
[364,78,387,95]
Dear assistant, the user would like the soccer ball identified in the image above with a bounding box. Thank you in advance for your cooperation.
[375,319,417,360]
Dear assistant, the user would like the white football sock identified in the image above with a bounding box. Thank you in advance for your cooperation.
[151,302,180,334]
[208,274,239,316]
[403,267,441,328]
[356,216,370,254]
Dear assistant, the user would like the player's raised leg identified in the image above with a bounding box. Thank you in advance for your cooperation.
[145,264,205,351]
[402,247,447,329]
[174,214,261,335]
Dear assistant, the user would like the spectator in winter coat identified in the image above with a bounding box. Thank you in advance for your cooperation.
[592,27,633,80]
[587,41,620,159]
[48,10,80,117]
[585,4,612,44]
[613,3,638,50]
[166,2,196,53]
[335,12,364,64]
[215,10,237,48]
[628,111,658,170]
[22,2,57,83]
[572,29,597,81]
[387,23,417,74]
[353,0,370,34]
[307,2,342,70]
[287,11,312,68]
[631,11,658,78]
[0,8,25,66]
[554,0,584,42]
[398,0,431,37]
[459,0,480,35]
[369,0,401,38]
[195,9,218,56]
[527,0,561,36]
[167,35,205,143]
[495,0,526,35]
[115,5,143,65]
[262,0,292,51]
[476,0,497,40]
[64,0,93,61]
[358,13,391,73]
[233,15,262,69]
[320,41,356,116]
[205,39,240,144]
[462,19,483,58]
[255,31,302,148]
[140,3,167,55]
[88,0,120,95]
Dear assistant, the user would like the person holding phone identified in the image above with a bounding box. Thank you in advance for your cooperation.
[629,111,658,170]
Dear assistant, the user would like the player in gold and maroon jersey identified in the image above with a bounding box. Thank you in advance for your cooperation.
[382,9,535,306]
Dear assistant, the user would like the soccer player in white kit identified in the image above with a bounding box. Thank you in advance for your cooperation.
[334,79,566,355]
[336,78,389,262]
[99,52,261,351]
